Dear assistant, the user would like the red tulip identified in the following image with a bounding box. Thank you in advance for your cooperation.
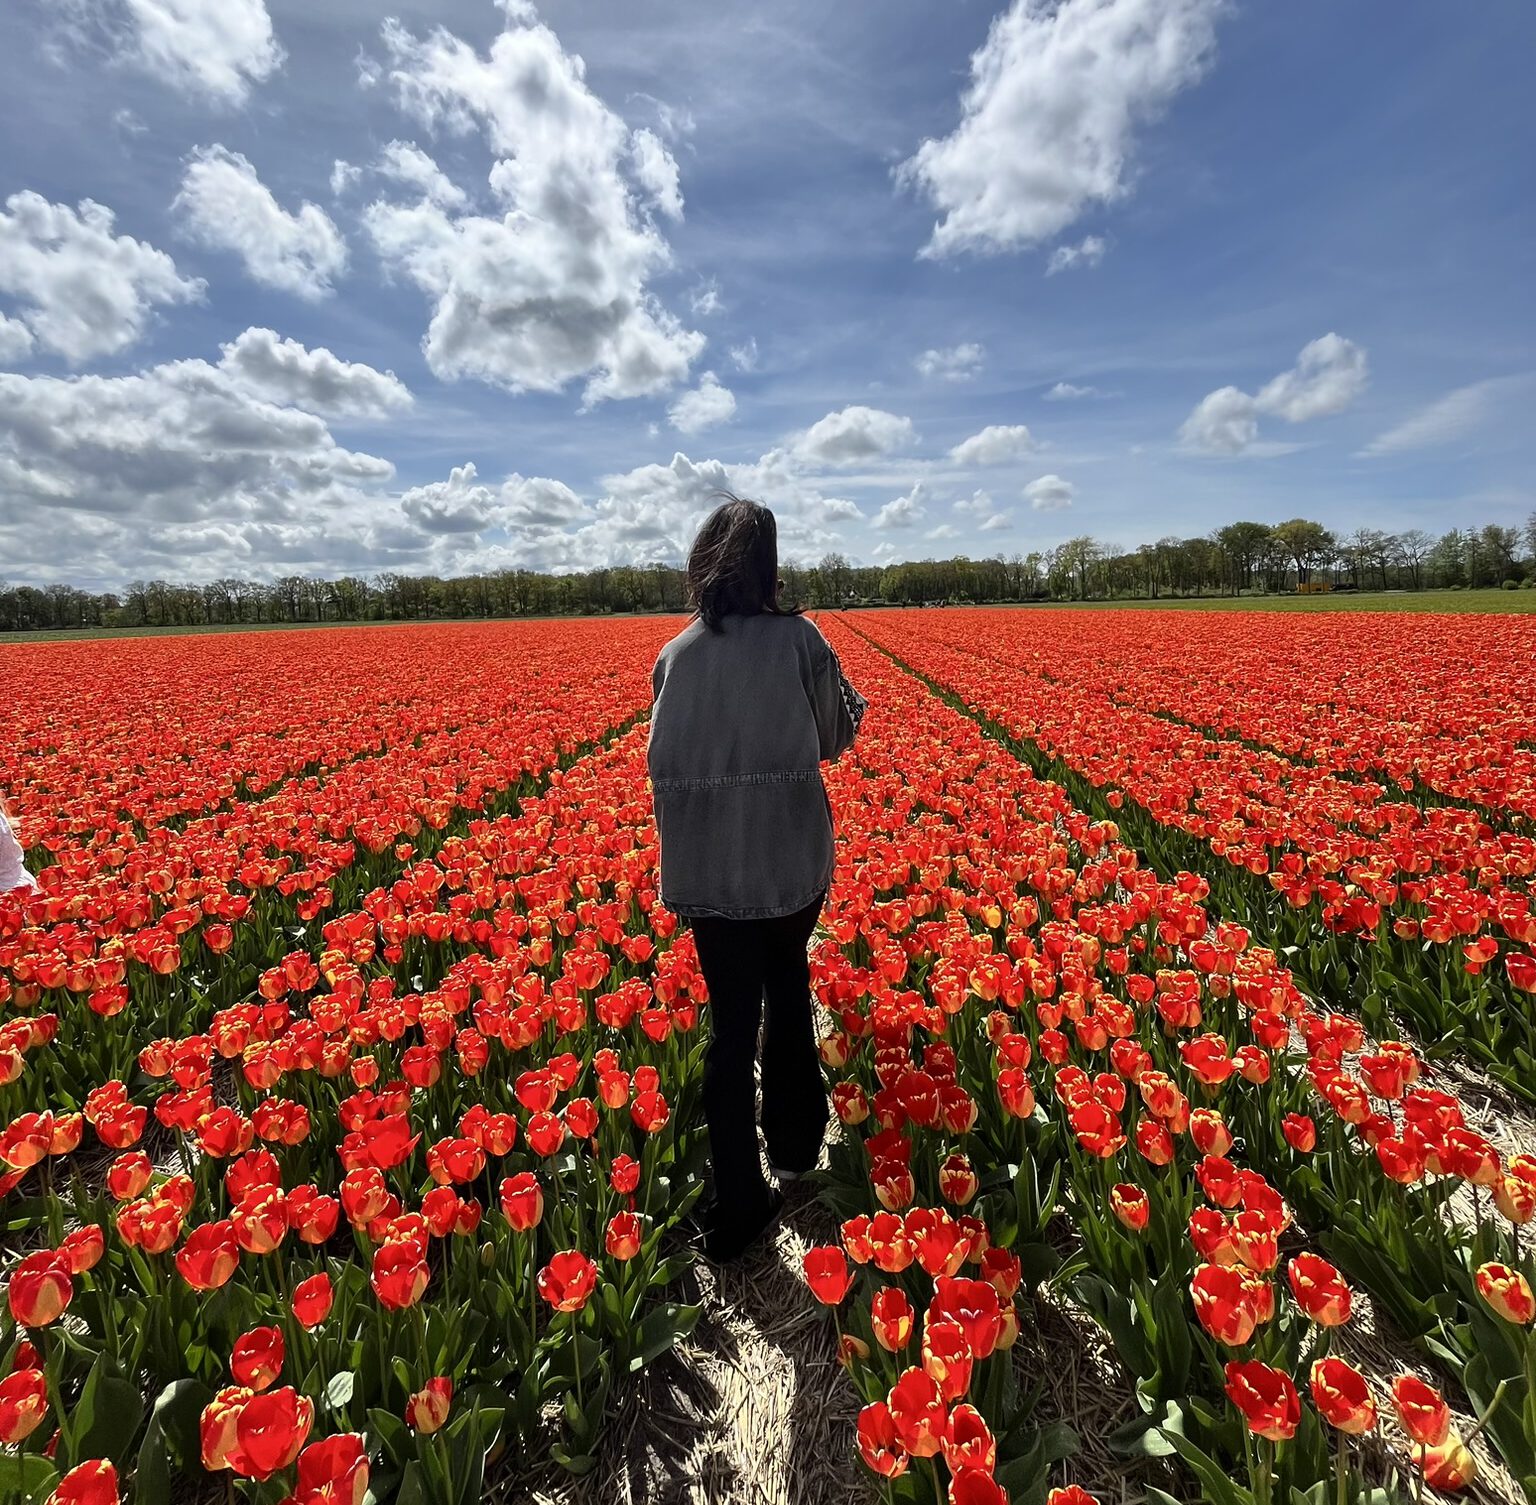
[1281,1114,1316,1153]
[920,1319,973,1404]
[1191,1263,1259,1346]
[106,1152,152,1201]
[928,1277,1002,1360]
[230,1385,314,1480]
[0,1367,48,1444]
[941,1402,996,1474]
[538,1250,598,1313]
[948,1469,1008,1505]
[176,1221,240,1291]
[1390,1373,1450,1447]
[500,1172,544,1233]
[1309,1358,1376,1435]
[872,1283,915,1351]
[887,1366,946,1458]
[1110,1183,1149,1232]
[231,1326,284,1391]
[1286,1253,1351,1326]
[59,1225,104,1275]
[1418,1437,1478,1491]
[371,1240,429,1310]
[44,1459,119,1505]
[605,1212,644,1262]
[1224,1360,1300,1441]
[292,1272,335,1329]
[855,1400,907,1478]
[803,1246,852,1305]
[201,1385,255,1471]
[292,1432,369,1505]
[8,1249,72,1327]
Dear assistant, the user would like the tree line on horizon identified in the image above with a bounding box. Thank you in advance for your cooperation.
[4,513,1536,633]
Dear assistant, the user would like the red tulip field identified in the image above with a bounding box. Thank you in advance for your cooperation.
[1,609,1534,1505]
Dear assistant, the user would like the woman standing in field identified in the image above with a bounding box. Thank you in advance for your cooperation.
[0,794,35,893]
[649,494,866,1262]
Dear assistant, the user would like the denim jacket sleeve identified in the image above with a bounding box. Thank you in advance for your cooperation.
[811,642,866,762]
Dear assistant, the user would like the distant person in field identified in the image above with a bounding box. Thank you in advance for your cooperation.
[648,494,866,1262]
[0,794,35,893]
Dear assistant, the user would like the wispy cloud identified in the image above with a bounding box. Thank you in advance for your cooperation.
[1357,375,1533,457]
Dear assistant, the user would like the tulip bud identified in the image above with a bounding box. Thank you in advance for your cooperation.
[405,1377,453,1435]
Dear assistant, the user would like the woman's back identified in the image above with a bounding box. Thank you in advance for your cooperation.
[648,612,827,782]
[648,611,861,920]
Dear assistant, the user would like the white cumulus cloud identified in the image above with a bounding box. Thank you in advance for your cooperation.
[0,352,394,530]
[629,128,684,220]
[1025,473,1075,510]
[1045,381,1099,400]
[1253,332,1369,422]
[0,191,203,363]
[400,462,498,534]
[1178,385,1261,455]
[873,482,926,530]
[668,372,736,434]
[689,279,723,317]
[795,405,916,466]
[175,146,347,300]
[915,341,985,381]
[218,328,412,420]
[376,141,468,210]
[900,0,1226,258]
[1180,333,1368,454]
[1046,234,1107,274]
[361,10,703,404]
[68,0,284,106]
[0,315,37,365]
[949,423,1034,465]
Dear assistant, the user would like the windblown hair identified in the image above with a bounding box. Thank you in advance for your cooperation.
[685,493,801,632]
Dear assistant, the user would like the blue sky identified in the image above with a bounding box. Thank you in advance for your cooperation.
[1,0,1532,590]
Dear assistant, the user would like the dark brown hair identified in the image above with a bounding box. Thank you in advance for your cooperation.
[686,492,801,632]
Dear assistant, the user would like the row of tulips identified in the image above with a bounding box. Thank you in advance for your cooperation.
[1000,611,1536,823]
[837,613,1536,1463]
[795,621,1536,1504]
[0,639,733,1503]
[5,607,1535,1504]
[847,611,1536,1101]
[0,620,676,1089]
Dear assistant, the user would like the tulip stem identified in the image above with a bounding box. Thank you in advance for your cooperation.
[1334,1435,1349,1505]
[1462,1376,1508,1444]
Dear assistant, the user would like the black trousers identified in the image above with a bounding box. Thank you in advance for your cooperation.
[690,893,828,1231]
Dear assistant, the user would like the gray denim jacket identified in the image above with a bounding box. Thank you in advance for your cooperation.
[648,612,866,919]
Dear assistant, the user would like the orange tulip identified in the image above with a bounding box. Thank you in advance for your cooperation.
[405,1376,453,1434]
[1309,1358,1376,1435]
[1474,1262,1535,1325]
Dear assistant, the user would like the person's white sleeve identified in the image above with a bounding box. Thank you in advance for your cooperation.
[0,811,35,893]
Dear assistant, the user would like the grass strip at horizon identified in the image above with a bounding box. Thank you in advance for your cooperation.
[843,609,1536,1106]
[795,619,1536,1504]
